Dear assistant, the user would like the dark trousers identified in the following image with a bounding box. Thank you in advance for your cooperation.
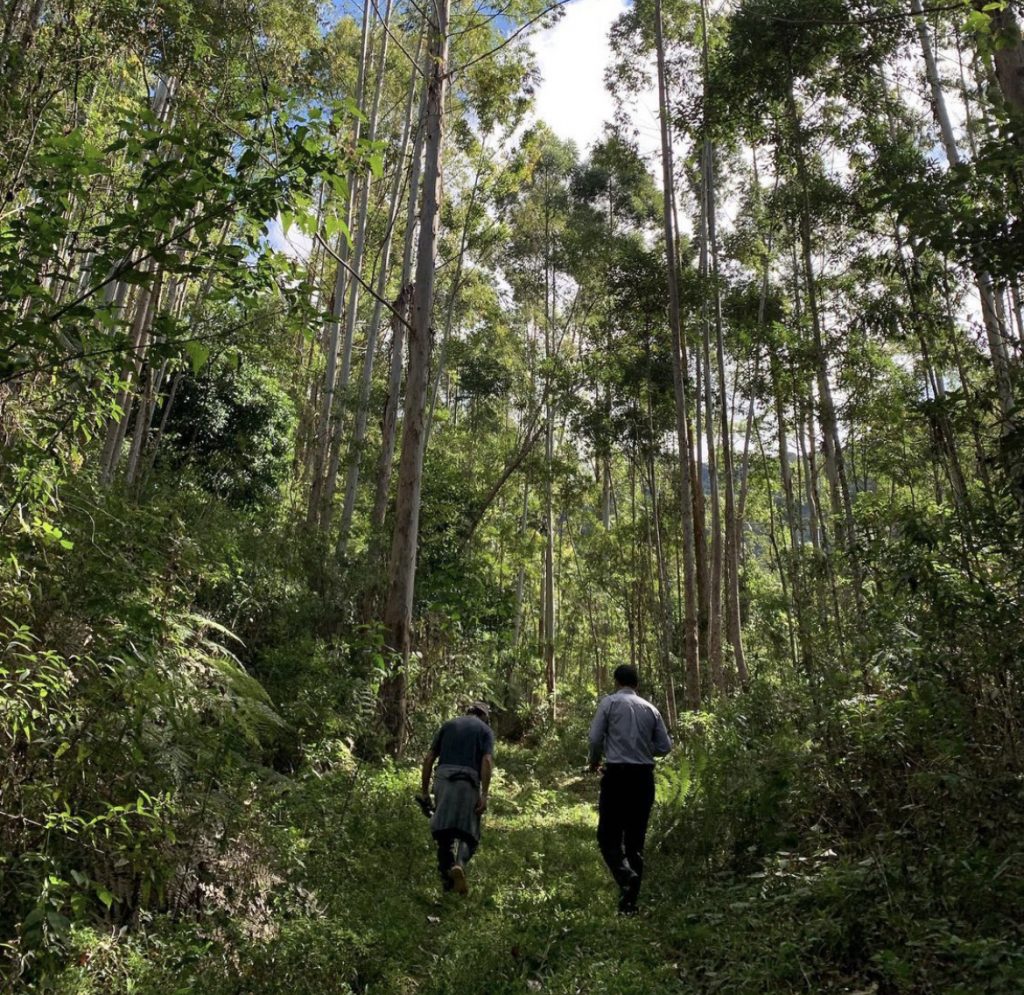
[434,830,477,884]
[597,764,655,891]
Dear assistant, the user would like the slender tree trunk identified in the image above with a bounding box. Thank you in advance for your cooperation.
[308,1,372,527]
[338,28,423,554]
[913,0,1014,413]
[99,266,162,483]
[371,85,428,534]
[322,3,395,529]
[511,476,529,648]
[424,143,488,450]
[142,370,181,483]
[379,0,449,754]
[655,0,701,709]
[913,0,1021,499]
[696,142,724,692]
[785,85,859,586]
[543,245,557,720]
[647,451,678,726]
[704,136,748,687]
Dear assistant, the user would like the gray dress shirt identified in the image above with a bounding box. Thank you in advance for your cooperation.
[588,688,672,766]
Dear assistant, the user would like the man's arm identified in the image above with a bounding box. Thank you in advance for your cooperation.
[587,699,608,770]
[420,749,437,797]
[475,754,493,814]
[651,710,672,758]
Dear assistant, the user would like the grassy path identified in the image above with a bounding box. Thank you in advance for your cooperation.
[61,739,988,994]
[248,742,696,995]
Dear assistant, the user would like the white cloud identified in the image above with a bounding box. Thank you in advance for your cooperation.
[266,216,313,262]
[526,0,664,186]
[530,0,634,154]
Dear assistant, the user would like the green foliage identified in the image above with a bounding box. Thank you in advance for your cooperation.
[4,0,1024,988]
[162,361,297,506]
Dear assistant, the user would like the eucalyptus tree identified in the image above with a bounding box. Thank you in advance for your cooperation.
[375,0,560,750]
[378,0,451,749]
[307,3,377,529]
[337,24,426,555]
[564,133,684,708]
[500,124,579,718]
[0,0,352,533]
[643,0,703,706]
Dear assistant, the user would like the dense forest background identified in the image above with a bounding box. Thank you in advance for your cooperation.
[2,0,1023,990]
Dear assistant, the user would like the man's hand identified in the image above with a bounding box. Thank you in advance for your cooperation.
[588,761,602,774]
[415,793,434,817]
[420,749,437,800]
[477,753,492,816]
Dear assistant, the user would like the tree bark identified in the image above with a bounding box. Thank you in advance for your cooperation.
[655,0,701,709]
[308,0,372,527]
[703,139,747,687]
[371,83,428,535]
[322,1,395,529]
[338,26,423,554]
[379,0,449,754]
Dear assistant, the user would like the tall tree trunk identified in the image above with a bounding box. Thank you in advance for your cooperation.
[977,0,1024,116]
[647,450,678,726]
[338,27,423,554]
[99,266,162,483]
[913,0,1021,499]
[378,0,449,754]
[703,139,747,687]
[308,0,372,527]
[785,85,859,585]
[697,141,723,692]
[511,476,529,648]
[321,2,395,529]
[542,222,557,720]
[655,0,701,709]
[424,143,489,450]
[371,84,428,535]
[914,0,1014,413]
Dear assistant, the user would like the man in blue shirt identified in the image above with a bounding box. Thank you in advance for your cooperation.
[588,664,672,914]
[418,702,494,895]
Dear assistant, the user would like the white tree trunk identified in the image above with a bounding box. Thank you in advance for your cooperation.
[379,0,449,752]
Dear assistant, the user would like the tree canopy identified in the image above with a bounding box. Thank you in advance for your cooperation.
[2,0,1023,990]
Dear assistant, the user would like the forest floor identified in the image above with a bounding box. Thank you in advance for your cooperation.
[55,737,923,995]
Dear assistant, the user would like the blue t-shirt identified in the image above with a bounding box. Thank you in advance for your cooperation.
[431,715,494,774]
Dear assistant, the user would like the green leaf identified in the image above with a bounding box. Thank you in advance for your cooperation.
[46,910,71,935]
[22,906,45,930]
[324,213,351,246]
[966,9,992,33]
[185,341,211,374]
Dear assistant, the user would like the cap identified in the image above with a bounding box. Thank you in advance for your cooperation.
[468,700,491,722]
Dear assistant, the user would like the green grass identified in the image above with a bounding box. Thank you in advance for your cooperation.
[51,740,1024,995]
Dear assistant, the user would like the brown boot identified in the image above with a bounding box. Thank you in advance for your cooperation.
[448,864,468,895]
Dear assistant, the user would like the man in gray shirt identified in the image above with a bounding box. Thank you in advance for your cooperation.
[588,664,672,914]
[418,702,494,895]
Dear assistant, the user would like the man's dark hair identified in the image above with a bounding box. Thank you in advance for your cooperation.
[613,664,639,688]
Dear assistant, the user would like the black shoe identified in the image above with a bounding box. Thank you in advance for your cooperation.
[618,870,640,914]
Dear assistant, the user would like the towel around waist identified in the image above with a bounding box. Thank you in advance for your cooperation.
[430,765,482,841]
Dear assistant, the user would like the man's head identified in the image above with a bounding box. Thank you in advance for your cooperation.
[467,700,491,724]
[613,664,639,689]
